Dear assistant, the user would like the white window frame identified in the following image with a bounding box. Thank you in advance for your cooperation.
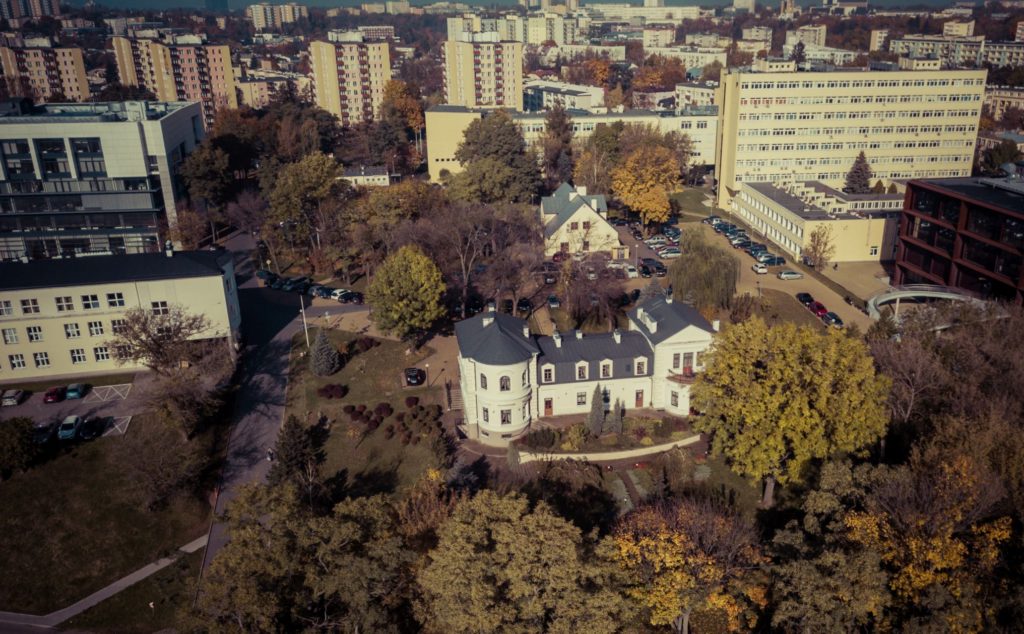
[600,361,612,379]
[1,328,17,344]
[575,361,588,381]
[33,351,50,368]
[27,326,43,342]
[81,294,100,310]
[9,353,25,369]
[94,346,110,361]
[577,391,587,405]
[70,348,86,364]
[635,357,647,376]
[106,292,125,308]
[542,365,554,383]
[151,301,169,315]
[64,323,80,339]
[55,296,74,312]
[0,300,11,316]
[21,299,39,314]
[88,321,104,337]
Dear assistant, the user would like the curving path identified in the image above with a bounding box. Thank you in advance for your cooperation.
[866,284,984,320]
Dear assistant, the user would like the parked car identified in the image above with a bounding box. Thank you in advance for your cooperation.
[762,256,786,267]
[43,386,66,403]
[808,301,828,317]
[646,261,667,277]
[281,276,311,292]
[337,291,363,304]
[631,229,644,240]
[78,416,112,441]
[645,235,668,247]
[404,367,426,386]
[822,312,844,328]
[623,264,639,279]
[714,222,735,234]
[752,263,768,274]
[516,298,532,314]
[330,288,351,301]
[316,286,336,299]
[778,270,804,281]
[732,239,752,250]
[255,269,276,281]
[547,295,561,309]
[796,292,814,305]
[269,277,288,290]
[32,422,56,444]
[57,415,82,441]
[659,247,682,259]
[746,243,767,256]
[629,288,642,303]
[65,383,88,399]
[756,251,776,263]
[1,389,24,407]
[702,215,721,225]
[663,227,681,239]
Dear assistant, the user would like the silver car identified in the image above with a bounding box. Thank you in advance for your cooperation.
[777,270,804,280]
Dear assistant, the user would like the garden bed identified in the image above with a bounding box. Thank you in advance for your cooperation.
[518,415,692,454]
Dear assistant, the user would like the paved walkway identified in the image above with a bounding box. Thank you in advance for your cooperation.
[0,535,207,630]
[518,434,702,464]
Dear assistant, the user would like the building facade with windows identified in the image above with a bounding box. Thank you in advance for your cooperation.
[443,32,524,110]
[112,35,238,127]
[246,2,309,30]
[0,99,203,261]
[540,183,626,259]
[715,58,986,208]
[894,176,1024,303]
[309,36,391,126]
[0,250,240,382]
[455,296,717,446]
[0,44,88,102]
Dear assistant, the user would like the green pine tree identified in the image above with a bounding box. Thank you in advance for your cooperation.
[604,398,624,435]
[311,328,341,377]
[844,151,874,194]
[586,385,605,438]
[267,415,316,488]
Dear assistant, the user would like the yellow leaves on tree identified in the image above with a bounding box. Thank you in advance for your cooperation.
[381,79,424,132]
[844,454,1012,630]
[612,500,765,634]
[583,57,611,86]
[611,146,680,227]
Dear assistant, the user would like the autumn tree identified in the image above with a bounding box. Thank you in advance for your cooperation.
[178,142,233,224]
[692,317,891,507]
[224,189,268,236]
[982,138,1023,172]
[844,151,874,194]
[541,103,574,191]
[106,305,218,377]
[573,121,624,194]
[367,245,446,341]
[416,490,632,632]
[612,146,680,228]
[168,204,208,250]
[450,110,539,203]
[613,499,767,634]
[380,79,425,153]
[804,224,837,269]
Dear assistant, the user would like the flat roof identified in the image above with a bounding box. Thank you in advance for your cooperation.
[746,182,831,220]
[0,251,227,292]
[0,100,195,123]
[911,177,1024,214]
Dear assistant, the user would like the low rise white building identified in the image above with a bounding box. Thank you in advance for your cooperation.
[784,42,858,64]
[645,45,727,70]
[675,81,717,107]
[343,165,390,187]
[524,79,605,112]
[455,295,717,446]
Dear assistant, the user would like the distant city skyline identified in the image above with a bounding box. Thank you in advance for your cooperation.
[64,0,960,10]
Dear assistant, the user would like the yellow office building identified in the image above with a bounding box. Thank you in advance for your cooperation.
[0,251,241,382]
[714,58,986,208]
[309,38,391,126]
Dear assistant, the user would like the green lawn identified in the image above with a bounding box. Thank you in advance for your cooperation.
[671,188,720,221]
[61,550,202,633]
[0,423,209,614]
[287,329,445,495]
[0,371,136,393]
[756,289,827,330]
[697,454,763,519]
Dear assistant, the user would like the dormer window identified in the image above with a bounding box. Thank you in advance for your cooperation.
[600,361,612,378]
[480,373,488,390]
[542,366,554,383]
[635,358,647,375]
[576,362,588,381]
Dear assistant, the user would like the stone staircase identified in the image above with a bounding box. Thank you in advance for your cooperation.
[446,380,463,411]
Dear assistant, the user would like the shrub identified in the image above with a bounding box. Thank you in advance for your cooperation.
[633,426,649,441]
[355,336,378,353]
[317,384,348,399]
[342,404,355,414]
[523,428,558,450]
[356,404,366,413]
[367,419,380,431]
[400,434,411,445]
[384,425,395,439]
[411,435,420,445]
[395,412,405,423]
[374,403,394,418]
[652,420,671,439]
[640,436,655,447]
[429,404,443,419]
[405,396,419,408]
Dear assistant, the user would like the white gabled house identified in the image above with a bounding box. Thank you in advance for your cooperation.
[539,183,629,260]
[454,295,718,446]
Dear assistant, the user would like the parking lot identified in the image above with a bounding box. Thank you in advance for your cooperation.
[1,379,143,436]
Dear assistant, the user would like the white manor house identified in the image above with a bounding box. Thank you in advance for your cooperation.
[455,295,719,446]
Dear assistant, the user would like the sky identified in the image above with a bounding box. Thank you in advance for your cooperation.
[69,0,957,10]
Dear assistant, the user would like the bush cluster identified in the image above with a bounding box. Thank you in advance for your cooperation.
[316,384,348,399]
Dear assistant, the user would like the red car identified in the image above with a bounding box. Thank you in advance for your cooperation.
[43,386,66,403]
[808,301,828,318]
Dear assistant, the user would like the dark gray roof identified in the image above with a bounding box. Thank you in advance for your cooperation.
[746,182,831,220]
[455,312,539,365]
[536,330,652,385]
[628,296,715,346]
[343,165,388,177]
[911,177,1024,214]
[0,251,227,291]
[540,183,609,238]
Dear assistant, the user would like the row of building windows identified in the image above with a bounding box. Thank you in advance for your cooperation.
[738,193,805,238]
[735,168,969,183]
[735,139,974,153]
[0,296,167,317]
[736,154,969,169]
[3,346,115,371]
[739,94,981,110]
[737,122,977,137]
[739,78,984,90]
[0,318,125,345]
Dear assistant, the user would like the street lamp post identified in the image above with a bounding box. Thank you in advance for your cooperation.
[299,295,310,348]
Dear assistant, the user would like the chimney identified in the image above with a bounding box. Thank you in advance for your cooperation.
[164,239,174,258]
[637,307,645,320]
[482,314,494,327]
[575,330,583,340]
[553,330,562,348]
[712,319,721,332]
[613,329,621,343]
[576,185,588,196]
[522,325,530,338]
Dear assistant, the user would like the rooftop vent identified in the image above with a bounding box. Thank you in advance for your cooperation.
[613,329,621,343]
[553,330,562,348]
[522,325,530,338]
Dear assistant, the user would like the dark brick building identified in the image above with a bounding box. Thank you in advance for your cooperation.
[895,177,1024,303]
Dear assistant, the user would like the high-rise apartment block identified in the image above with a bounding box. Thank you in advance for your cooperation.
[309,36,391,126]
[356,25,396,41]
[943,20,974,37]
[1017,21,1024,42]
[246,3,309,31]
[112,35,238,128]
[443,32,523,111]
[0,100,203,261]
[0,43,88,102]
[870,29,889,52]
[785,24,827,47]
[714,58,986,207]
[0,0,60,21]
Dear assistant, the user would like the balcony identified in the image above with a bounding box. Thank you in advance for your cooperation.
[667,369,697,385]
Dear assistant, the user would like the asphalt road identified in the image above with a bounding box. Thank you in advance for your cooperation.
[199,234,366,577]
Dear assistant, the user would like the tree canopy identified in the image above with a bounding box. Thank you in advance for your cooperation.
[367,245,446,340]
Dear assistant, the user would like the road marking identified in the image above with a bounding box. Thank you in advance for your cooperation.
[83,383,132,403]
[102,416,132,437]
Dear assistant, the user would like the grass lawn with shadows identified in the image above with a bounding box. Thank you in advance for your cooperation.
[286,329,446,495]
[755,288,827,330]
[0,418,209,615]
[61,550,202,633]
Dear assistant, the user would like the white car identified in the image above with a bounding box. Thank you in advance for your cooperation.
[645,235,668,247]
[329,288,351,300]
[752,263,768,274]
[624,264,639,279]
[777,270,804,280]
[659,247,682,259]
